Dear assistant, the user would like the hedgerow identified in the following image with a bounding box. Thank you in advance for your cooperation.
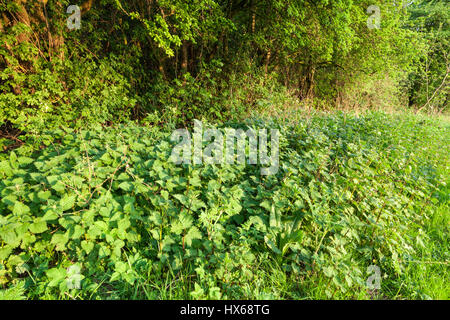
[0,112,448,299]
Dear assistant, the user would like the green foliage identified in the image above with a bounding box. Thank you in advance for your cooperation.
[0,0,448,301]
[143,60,227,127]
[115,0,231,57]
[0,112,447,299]
[0,47,136,134]
[406,0,449,113]
[2,0,446,144]
[0,281,26,300]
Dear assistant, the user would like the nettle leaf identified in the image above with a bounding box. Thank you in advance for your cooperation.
[88,224,102,239]
[0,246,13,261]
[7,254,28,270]
[21,233,36,247]
[185,227,202,246]
[46,267,66,287]
[190,198,206,212]
[260,200,272,212]
[68,225,84,239]
[60,194,76,211]
[161,235,175,251]
[179,212,193,229]
[170,221,184,235]
[189,174,202,187]
[11,177,24,186]
[126,230,139,242]
[152,160,164,173]
[113,239,125,249]
[123,201,136,214]
[42,210,58,221]
[17,157,33,166]
[100,152,113,165]
[47,176,66,193]
[2,229,19,248]
[29,219,48,234]
[225,199,242,215]
[29,172,44,182]
[118,181,134,192]
[69,175,85,188]
[174,194,205,212]
[118,218,131,231]
[81,240,94,254]
[9,151,17,169]
[173,194,189,207]
[2,194,17,206]
[115,261,127,273]
[37,190,52,201]
[117,172,130,181]
[149,228,159,240]
[51,233,69,251]
[94,220,108,231]
[191,283,205,299]
[161,190,169,200]
[97,190,113,205]
[98,244,111,258]
[0,161,13,177]
[12,202,30,215]
[99,206,112,217]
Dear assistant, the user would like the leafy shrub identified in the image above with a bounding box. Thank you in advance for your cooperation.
[0,51,136,135]
[142,60,229,128]
[0,112,448,299]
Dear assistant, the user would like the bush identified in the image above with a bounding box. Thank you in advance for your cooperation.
[0,52,136,135]
[0,112,448,299]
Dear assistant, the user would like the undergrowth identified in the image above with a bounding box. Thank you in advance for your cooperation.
[0,112,448,300]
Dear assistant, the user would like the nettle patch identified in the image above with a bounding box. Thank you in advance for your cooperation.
[0,113,447,299]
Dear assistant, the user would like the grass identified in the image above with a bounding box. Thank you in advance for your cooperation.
[390,203,449,300]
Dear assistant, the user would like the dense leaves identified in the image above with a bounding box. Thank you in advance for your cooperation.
[0,0,448,144]
[0,113,448,299]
